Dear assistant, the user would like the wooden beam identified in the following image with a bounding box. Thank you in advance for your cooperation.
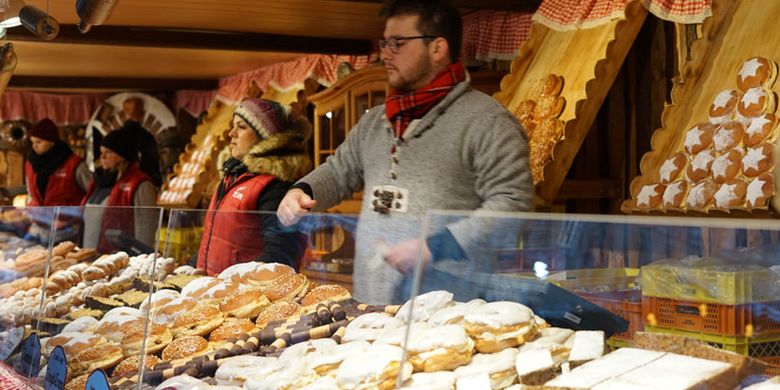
[556,179,622,200]
[5,25,372,55]
[334,0,541,12]
[8,76,218,91]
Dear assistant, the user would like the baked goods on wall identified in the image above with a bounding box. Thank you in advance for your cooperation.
[512,74,566,184]
[628,56,779,213]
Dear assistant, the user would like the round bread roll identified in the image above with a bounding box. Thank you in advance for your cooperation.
[737,56,777,91]
[301,284,352,308]
[209,317,256,343]
[463,301,537,353]
[713,121,745,152]
[737,87,775,121]
[245,262,296,288]
[742,143,773,177]
[219,287,270,319]
[686,179,717,210]
[161,335,210,361]
[714,179,748,209]
[684,122,715,154]
[744,113,777,147]
[265,273,310,302]
[112,355,161,378]
[70,342,124,377]
[687,150,717,182]
[711,149,743,183]
[121,321,174,357]
[530,74,564,98]
[255,301,303,329]
[709,90,739,124]
[406,324,474,372]
[180,276,221,299]
[172,303,224,338]
[153,296,197,325]
[746,173,774,209]
[635,184,666,210]
[662,181,689,210]
[659,152,687,184]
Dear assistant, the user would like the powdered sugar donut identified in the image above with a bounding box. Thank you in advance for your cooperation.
[737,56,777,91]
[686,179,717,210]
[711,149,743,183]
[687,150,717,182]
[684,122,715,154]
[636,184,665,210]
[463,301,537,353]
[737,87,776,122]
[742,143,773,177]
[709,91,739,125]
[746,173,774,209]
[343,313,404,343]
[658,152,687,184]
[713,121,744,152]
[336,343,413,390]
[714,180,747,209]
[744,113,777,147]
[662,181,688,210]
[395,290,454,322]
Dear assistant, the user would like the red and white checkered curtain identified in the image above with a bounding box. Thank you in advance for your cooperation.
[0,362,34,390]
[534,0,711,31]
[462,11,533,63]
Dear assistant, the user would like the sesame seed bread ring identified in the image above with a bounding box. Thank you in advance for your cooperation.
[161,335,211,361]
[407,324,475,372]
[343,313,404,343]
[112,355,160,379]
[463,301,537,353]
[395,290,454,323]
[172,304,224,338]
[454,348,518,389]
[300,284,351,309]
[336,343,413,390]
[70,342,124,377]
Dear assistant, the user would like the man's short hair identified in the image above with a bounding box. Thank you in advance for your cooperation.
[380,0,462,63]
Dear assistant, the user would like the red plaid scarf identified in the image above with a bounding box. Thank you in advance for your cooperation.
[385,61,467,138]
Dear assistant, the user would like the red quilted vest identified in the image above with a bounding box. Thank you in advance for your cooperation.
[25,154,85,206]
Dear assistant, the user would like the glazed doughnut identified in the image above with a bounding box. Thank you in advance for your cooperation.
[744,113,777,147]
[255,301,303,329]
[308,340,371,376]
[219,287,270,319]
[172,303,224,338]
[69,342,124,377]
[714,179,748,209]
[684,122,715,155]
[658,152,687,184]
[343,312,404,343]
[686,179,717,210]
[687,150,717,182]
[278,338,337,365]
[112,354,161,378]
[428,299,486,326]
[153,296,198,325]
[742,143,773,177]
[463,301,537,353]
[395,290,454,322]
[300,284,352,308]
[61,316,98,334]
[215,355,281,387]
[209,317,256,343]
[407,324,474,372]
[709,90,739,124]
[635,184,665,210]
[713,121,745,152]
[737,56,777,91]
[161,335,211,361]
[245,262,296,288]
[454,348,519,389]
[121,321,174,357]
[401,372,457,390]
[662,181,689,210]
[375,322,433,346]
[217,262,262,284]
[180,276,221,299]
[712,149,743,183]
[747,173,774,209]
[336,343,413,390]
[139,289,181,313]
[265,273,310,302]
[737,87,775,122]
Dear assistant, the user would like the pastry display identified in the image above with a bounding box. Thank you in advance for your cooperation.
[709,90,740,125]
[712,121,744,152]
[742,143,773,177]
[711,149,743,183]
[737,56,777,91]
[743,113,777,146]
[714,179,748,209]
[658,152,687,184]
[635,184,665,210]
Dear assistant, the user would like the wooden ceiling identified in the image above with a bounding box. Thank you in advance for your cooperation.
[2,0,540,91]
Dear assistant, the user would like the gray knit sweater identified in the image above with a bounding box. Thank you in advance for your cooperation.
[300,76,533,304]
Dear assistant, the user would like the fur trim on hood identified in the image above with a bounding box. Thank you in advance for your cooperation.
[217,115,313,182]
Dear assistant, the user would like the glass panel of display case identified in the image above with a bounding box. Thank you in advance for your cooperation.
[400,210,780,388]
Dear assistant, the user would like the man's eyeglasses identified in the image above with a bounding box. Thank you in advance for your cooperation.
[378,35,435,54]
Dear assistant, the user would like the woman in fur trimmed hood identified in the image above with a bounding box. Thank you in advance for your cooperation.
[196,98,312,275]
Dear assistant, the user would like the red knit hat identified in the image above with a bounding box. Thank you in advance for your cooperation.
[28,118,59,142]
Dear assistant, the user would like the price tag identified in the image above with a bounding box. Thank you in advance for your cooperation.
[85,369,110,390]
[44,346,67,390]
[0,327,24,361]
[18,333,40,378]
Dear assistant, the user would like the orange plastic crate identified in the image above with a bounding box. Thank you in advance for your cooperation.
[642,296,780,337]
[578,290,642,340]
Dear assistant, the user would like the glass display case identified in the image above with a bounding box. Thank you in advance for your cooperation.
[1,206,780,389]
